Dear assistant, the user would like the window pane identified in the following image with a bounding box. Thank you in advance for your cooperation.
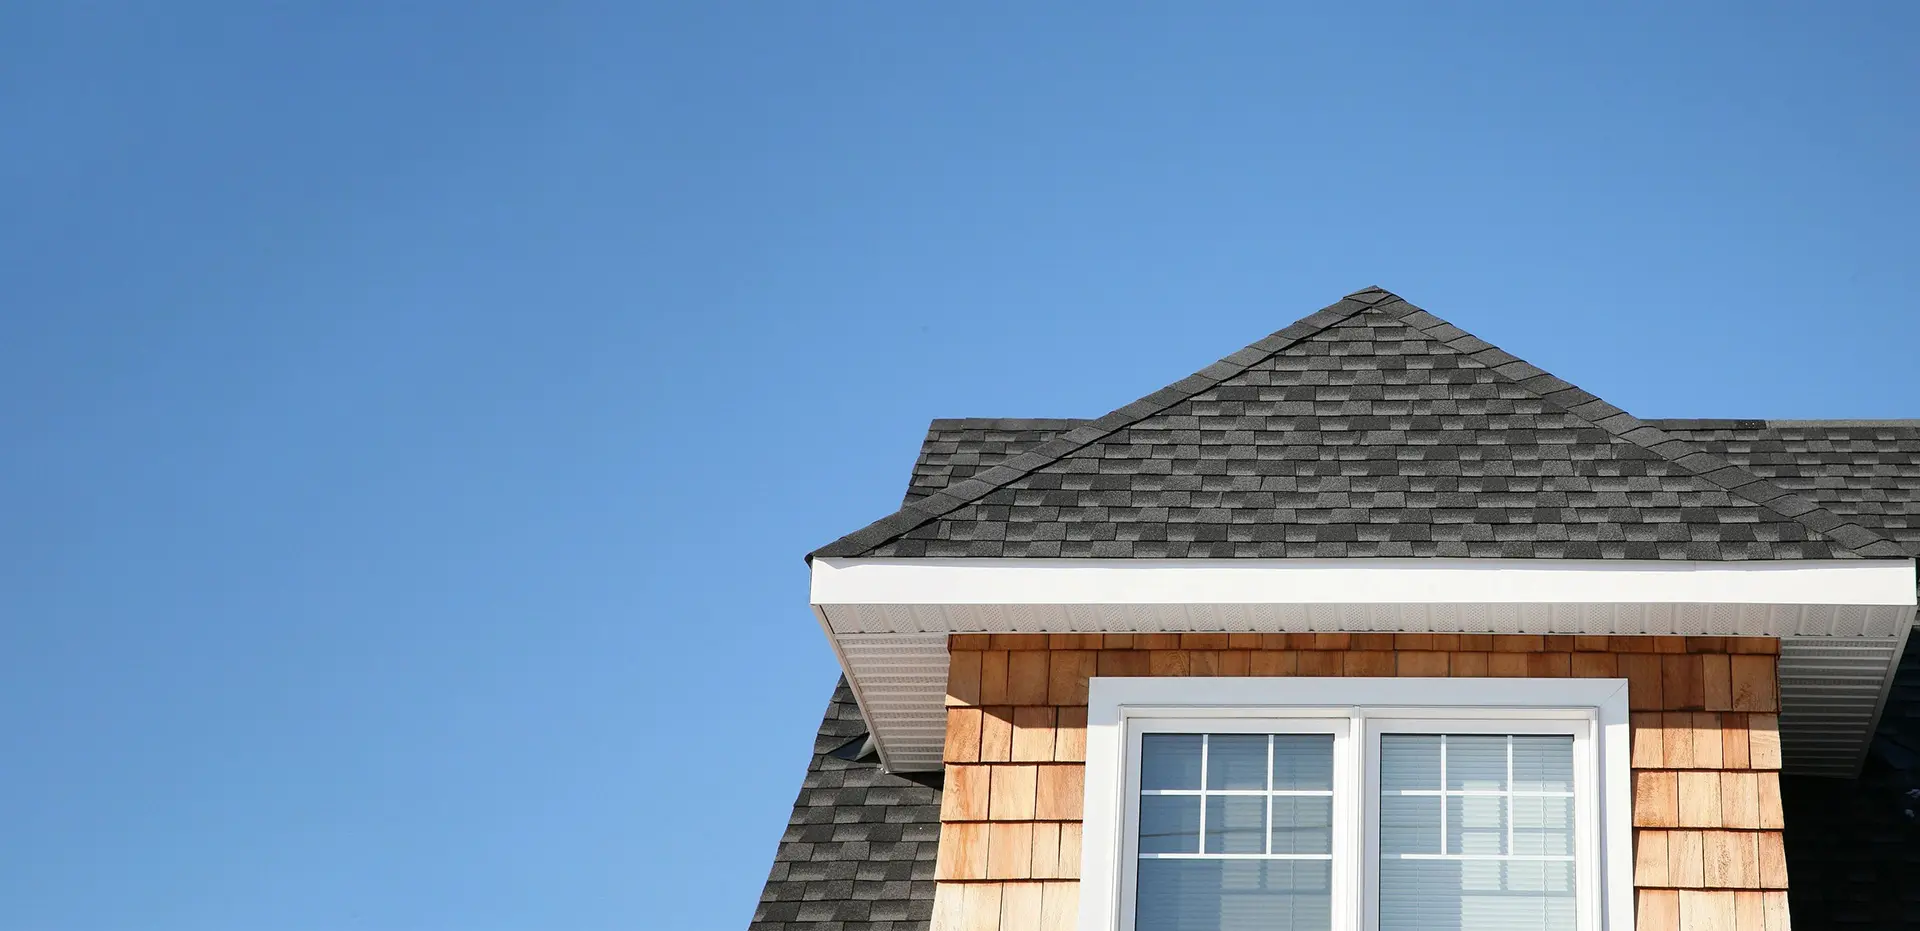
[1138,859,1332,931]
[1446,795,1508,856]
[1504,858,1577,895]
[1379,794,1440,856]
[1207,735,1270,790]
[1445,735,1508,791]
[1272,735,1334,790]
[1140,796,1201,854]
[1380,735,1441,792]
[1512,736,1574,792]
[1379,859,1575,931]
[1271,796,1333,855]
[1512,796,1573,857]
[1143,735,1205,790]
[1204,796,1267,854]
[1133,733,1336,929]
[1382,733,1578,931]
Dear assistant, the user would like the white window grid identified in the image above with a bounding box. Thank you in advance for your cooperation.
[1382,733,1577,865]
[1137,733,1337,862]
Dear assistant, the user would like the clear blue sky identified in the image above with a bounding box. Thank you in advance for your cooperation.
[1,4,1915,929]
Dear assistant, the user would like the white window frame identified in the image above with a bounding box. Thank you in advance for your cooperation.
[1077,677,1633,931]
[1125,717,1356,931]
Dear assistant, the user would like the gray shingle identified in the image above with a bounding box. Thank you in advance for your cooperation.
[748,681,940,931]
[902,419,1089,506]
[1649,419,1920,557]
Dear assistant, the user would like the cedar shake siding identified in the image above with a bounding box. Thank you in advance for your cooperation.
[932,634,1786,931]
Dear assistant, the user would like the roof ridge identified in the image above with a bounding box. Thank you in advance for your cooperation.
[1372,299,1907,558]
[1648,418,1920,430]
[1758,420,1920,428]
[808,287,1400,560]
[926,417,1091,430]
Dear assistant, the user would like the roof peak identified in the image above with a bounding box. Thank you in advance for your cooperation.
[1343,285,1403,303]
[811,289,1905,561]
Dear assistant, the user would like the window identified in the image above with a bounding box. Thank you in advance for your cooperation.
[1375,730,1577,931]
[1131,726,1343,931]
[1080,678,1631,931]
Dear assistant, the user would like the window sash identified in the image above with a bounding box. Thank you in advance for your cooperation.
[1362,718,1597,931]
[1123,717,1355,931]
[1120,713,1599,931]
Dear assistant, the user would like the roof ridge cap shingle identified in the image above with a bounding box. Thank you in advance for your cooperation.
[1377,298,1908,559]
[1647,418,1920,430]
[807,287,1398,560]
[926,417,1091,431]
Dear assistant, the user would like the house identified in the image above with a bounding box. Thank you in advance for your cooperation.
[750,288,1920,931]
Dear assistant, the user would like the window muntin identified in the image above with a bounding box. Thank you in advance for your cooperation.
[1135,734,1338,931]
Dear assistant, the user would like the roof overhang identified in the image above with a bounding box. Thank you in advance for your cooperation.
[810,557,1918,775]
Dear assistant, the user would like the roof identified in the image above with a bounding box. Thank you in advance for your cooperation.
[747,681,942,931]
[903,419,1087,506]
[902,417,1920,559]
[1649,419,1920,557]
[814,288,1905,561]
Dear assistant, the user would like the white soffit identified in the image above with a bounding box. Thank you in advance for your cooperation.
[809,558,1918,775]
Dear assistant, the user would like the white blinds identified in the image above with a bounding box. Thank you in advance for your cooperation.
[1376,735,1576,931]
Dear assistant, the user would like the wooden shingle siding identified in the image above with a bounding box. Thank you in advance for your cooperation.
[931,633,1784,931]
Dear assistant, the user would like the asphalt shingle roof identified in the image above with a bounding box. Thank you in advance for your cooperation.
[814,288,1904,561]
[1650,419,1920,557]
[904,419,1087,506]
[748,681,942,931]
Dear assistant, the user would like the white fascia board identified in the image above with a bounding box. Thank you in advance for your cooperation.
[813,557,1916,608]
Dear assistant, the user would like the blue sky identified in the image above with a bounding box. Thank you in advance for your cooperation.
[1,3,1916,929]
